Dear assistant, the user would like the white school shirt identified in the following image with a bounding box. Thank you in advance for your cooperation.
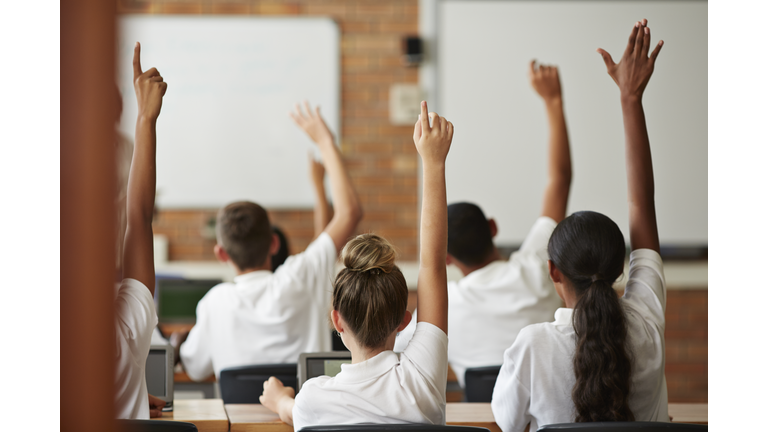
[491,249,669,432]
[180,232,337,380]
[292,322,449,431]
[394,216,561,387]
[115,278,159,419]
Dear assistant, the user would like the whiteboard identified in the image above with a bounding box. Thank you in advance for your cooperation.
[436,1,707,245]
[117,16,339,208]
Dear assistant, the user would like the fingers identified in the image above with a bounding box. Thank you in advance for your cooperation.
[159,81,168,96]
[428,112,438,131]
[447,121,454,142]
[650,39,664,62]
[413,115,422,142]
[634,20,645,58]
[596,48,615,69]
[622,23,639,59]
[641,26,651,58]
[529,59,536,77]
[420,101,430,132]
[302,100,313,119]
[133,42,142,80]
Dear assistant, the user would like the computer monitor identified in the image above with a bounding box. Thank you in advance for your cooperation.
[156,279,221,323]
[297,352,352,391]
[145,343,175,411]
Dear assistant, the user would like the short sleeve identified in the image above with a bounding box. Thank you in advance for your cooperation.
[393,309,417,353]
[115,278,158,354]
[516,217,557,262]
[622,249,667,321]
[292,388,317,432]
[179,298,215,381]
[401,322,449,395]
[492,341,533,432]
[275,232,337,295]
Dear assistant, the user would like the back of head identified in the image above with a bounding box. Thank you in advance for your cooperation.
[333,234,408,350]
[547,211,633,422]
[216,201,272,271]
[271,225,290,272]
[447,202,494,266]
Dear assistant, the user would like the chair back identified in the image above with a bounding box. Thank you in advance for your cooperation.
[116,419,198,432]
[219,363,297,404]
[300,425,490,432]
[538,422,707,431]
[463,365,501,402]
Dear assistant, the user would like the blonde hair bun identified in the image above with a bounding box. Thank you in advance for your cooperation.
[342,233,397,274]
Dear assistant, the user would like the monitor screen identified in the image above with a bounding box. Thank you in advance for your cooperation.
[145,349,167,397]
[157,279,220,322]
[306,358,351,380]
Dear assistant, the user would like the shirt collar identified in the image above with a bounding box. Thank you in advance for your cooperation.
[553,308,574,326]
[333,350,400,384]
[460,260,507,284]
[233,270,272,285]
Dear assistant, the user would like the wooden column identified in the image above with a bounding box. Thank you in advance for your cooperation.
[61,1,117,431]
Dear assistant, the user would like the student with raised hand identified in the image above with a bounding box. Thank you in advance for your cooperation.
[270,154,333,272]
[260,101,454,429]
[394,61,572,388]
[115,42,167,419]
[491,19,667,431]
[176,101,363,381]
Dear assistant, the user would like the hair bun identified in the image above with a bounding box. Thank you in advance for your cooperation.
[342,233,397,274]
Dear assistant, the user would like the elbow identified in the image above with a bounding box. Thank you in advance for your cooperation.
[346,201,364,226]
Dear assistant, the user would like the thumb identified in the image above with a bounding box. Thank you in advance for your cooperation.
[133,42,143,80]
[596,48,615,69]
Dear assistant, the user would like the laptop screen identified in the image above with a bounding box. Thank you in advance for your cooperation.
[298,352,352,390]
[157,279,221,323]
[145,349,168,397]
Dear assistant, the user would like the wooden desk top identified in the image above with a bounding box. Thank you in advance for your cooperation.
[159,399,229,432]
[225,402,707,431]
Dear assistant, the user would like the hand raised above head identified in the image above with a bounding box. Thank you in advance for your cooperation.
[133,42,168,121]
[290,101,334,146]
[529,60,562,102]
[597,19,663,101]
[413,101,453,165]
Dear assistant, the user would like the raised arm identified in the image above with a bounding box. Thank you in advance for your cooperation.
[413,101,453,334]
[291,102,363,252]
[529,60,572,223]
[122,42,167,293]
[309,154,333,239]
[598,19,663,252]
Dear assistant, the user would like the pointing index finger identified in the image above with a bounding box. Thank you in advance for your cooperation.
[420,101,430,132]
[133,42,142,80]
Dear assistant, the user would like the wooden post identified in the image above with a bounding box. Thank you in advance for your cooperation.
[61,0,118,431]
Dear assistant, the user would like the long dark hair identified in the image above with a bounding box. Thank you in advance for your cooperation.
[547,211,634,422]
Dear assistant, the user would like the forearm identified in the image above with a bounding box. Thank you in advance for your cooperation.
[312,182,331,239]
[416,163,448,331]
[277,396,295,426]
[621,97,660,251]
[128,117,158,225]
[318,140,362,229]
[541,98,572,221]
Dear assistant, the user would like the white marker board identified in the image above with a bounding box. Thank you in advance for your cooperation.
[436,1,707,245]
[117,16,339,209]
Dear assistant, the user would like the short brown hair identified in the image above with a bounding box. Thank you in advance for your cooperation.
[216,201,272,271]
[332,234,408,349]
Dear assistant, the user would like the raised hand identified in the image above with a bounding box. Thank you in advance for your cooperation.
[133,42,167,121]
[290,101,334,145]
[412,101,453,166]
[597,19,663,101]
[529,60,562,102]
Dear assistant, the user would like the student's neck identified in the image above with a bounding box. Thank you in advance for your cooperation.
[455,248,502,277]
[233,258,273,276]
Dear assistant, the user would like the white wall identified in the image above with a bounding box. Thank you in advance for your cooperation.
[425,1,707,246]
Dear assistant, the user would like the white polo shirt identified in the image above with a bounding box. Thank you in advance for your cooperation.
[115,278,158,419]
[395,217,561,387]
[180,232,337,380]
[491,249,669,432]
[293,322,449,431]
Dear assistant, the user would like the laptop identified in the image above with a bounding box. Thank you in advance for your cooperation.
[145,342,175,411]
[297,351,353,391]
[156,278,221,323]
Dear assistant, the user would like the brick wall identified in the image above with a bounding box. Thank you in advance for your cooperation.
[664,290,708,403]
[119,0,420,261]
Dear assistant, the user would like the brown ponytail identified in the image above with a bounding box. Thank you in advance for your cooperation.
[333,234,409,350]
[548,211,634,422]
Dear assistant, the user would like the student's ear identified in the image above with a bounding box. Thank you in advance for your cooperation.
[548,260,563,283]
[397,310,412,332]
[214,244,230,264]
[488,218,498,238]
[446,254,455,266]
[269,233,280,256]
[331,310,344,333]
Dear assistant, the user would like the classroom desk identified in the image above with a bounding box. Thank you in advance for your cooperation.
[158,399,229,432]
[224,402,708,432]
